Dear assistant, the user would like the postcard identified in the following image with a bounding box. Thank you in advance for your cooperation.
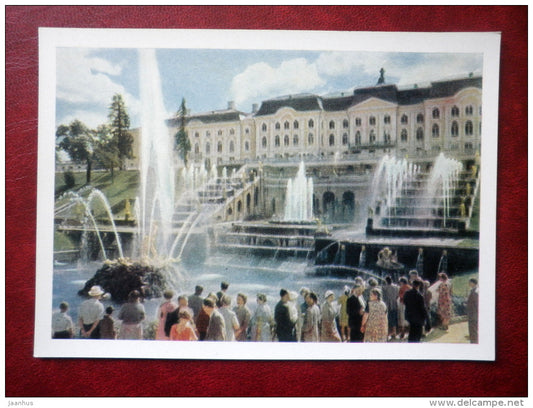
[35,28,500,360]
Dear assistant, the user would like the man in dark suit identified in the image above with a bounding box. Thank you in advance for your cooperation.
[274,289,296,342]
[346,285,365,342]
[466,278,479,343]
[403,279,428,342]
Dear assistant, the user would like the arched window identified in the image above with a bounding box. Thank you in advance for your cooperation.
[343,119,349,128]
[275,122,280,130]
[329,120,335,130]
[275,135,280,147]
[217,141,223,153]
[262,137,267,148]
[262,123,267,132]
[194,143,199,154]
[401,114,408,124]
[284,135,289,146]
[342,133,348,145]
[206,130,211,137]
[465,120,473,135]
[369,130,376,144]
[308,133,314,145]
[229,141,235,153]
[401,129,408,142]
[432,124,439,138]
[244,141,250,151]
[417,113,424,123]
[293,120,299,129]
[195,132,199,138]
[355,117,362,126]
[230,128,235,135]
[451,106,460,117]
[329,134,335,146]
[432,108,440,119]
[416,127,424,141]
[284,121,290,130]
[205,142,210,154]
[451,121,459,137]
[355,131,361,145]
[383,132,391,144]
[465,105,473,115]
[369,116,376,126]
[293,135,299,146]
[308,119,314,128]
[384,115,391,124]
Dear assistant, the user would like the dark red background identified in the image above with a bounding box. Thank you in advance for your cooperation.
[5,6,527,397]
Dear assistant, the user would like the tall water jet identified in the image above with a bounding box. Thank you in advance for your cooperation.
[283,161,314,222]
[138,49,176,260]
[368,155,419,220]
[424,153,463,225]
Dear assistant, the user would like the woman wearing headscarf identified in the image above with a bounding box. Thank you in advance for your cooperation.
[320,290,341,342]
[301,292,320,342]
[250,294,274,342]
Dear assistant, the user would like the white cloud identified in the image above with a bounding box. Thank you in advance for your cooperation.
[230,58,325,109]
[56,48,140,127]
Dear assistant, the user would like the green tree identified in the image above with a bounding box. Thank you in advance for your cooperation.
[175,98,191,166]
[93,124,120,183]
[108,93,134,170]
[56,119,95,184]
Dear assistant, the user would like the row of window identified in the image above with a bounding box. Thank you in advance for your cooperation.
[192,120,478,154]
[257,105,479,133]
[194,127,251,138]
[194,140,251,155]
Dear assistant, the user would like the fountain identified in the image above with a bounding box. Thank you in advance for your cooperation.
[63,49,212,300]
[283,160,314,222]
[137,48,176,261]
[364,153,471,237]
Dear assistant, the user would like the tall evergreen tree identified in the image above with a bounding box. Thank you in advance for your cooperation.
[175,98,191,166]
[108,93,134,170]
[56,119,95,184]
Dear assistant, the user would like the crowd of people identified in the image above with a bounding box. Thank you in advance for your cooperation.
[52,271,479,344]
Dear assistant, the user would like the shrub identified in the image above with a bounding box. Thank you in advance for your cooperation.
[63,170,76,189]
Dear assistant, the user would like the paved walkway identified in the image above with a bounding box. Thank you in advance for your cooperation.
[425,320,470,343]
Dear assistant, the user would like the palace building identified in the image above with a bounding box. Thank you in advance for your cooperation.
[167,73,482,169]
[163,72,482,223]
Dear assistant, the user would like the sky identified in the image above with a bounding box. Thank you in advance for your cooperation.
[56,47,483,130]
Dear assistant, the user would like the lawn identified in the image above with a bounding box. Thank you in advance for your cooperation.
[55,169,140,217]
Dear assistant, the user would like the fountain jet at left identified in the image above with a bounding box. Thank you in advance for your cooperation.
[137,48,176,262]
[74,49,184,301]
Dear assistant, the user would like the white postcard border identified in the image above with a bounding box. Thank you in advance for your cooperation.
[35,28,500,360]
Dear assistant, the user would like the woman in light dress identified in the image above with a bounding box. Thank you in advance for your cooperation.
[337,286,350,342]
[301,292,320,342]
[362,288,388,342]
[250,294,274,342]
[321,290,341,342]
[437,273,453,331]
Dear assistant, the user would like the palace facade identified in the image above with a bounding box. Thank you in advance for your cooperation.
[167,74,482,169]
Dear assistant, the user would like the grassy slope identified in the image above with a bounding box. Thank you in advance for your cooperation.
[56,170,140,216]
[55,170,140,251]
